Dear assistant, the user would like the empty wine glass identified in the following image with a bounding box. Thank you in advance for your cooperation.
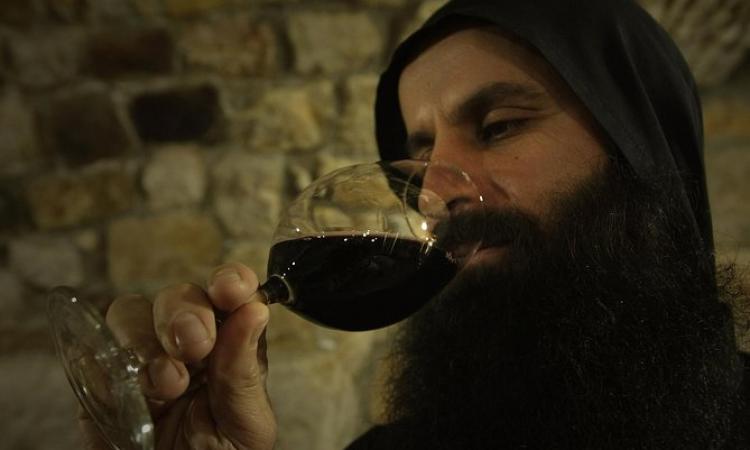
[48,159,485,450]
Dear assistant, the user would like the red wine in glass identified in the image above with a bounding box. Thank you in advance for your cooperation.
[266,233,458,331]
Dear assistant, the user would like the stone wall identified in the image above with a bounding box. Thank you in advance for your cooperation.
[0,0,748,449]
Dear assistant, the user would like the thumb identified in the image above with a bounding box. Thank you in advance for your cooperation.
[208,298,276,448]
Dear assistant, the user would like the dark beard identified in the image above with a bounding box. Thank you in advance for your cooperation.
[381,161,745,449]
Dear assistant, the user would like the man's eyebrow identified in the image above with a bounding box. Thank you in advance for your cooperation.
[403,81,547,153]
[448,81,546,124]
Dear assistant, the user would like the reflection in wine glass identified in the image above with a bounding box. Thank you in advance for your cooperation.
[47,159,484,450]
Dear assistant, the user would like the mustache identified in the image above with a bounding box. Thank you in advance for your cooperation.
[431,208,542,253]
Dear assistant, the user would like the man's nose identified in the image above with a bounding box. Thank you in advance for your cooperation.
[420,138,487,215]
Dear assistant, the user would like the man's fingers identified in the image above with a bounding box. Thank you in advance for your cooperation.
[207,262,262,312]
[106,295,190,402]
[152,284,217,363]
[208,301,276,448]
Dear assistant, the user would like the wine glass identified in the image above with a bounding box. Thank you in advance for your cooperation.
[48,159,485,450]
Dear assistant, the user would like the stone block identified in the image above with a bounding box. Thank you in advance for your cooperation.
[25,162,138,229]
[85,27,175,78]
[143,144,206,210]
[0,269,23,314]
[316,152,372,178]
[703,95,750,140]
[358,0,411,6]
[706,143,750,246]
[266,317,390,450]
[6,28,83,88]
[243,84,331,153]
[108,211,223,289]
[73,228,100,253]
[268,346,365,450]
[9,234,84,289]
[87,0,142,22]
[288,12,383,74]
[0,354,83,450]
[212,151,284,238]
[338,74,380,155]
[36,88,133,166]
[0,0,42,27]
[46,0,87,23]
[0,184,32,234]
[180,16,278,77]
[164,0,226,17]
[224,239,272,279]
[398,0,446,43]
[0,88,39,175]
[129,83,223,143]
[131,0,162,17]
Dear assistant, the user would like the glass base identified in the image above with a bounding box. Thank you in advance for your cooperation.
[48,286,154,450]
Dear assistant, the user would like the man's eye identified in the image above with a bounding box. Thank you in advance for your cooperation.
[411,148,433,161]
[479,119,525,143]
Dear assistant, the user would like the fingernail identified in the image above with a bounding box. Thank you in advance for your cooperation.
[213,268,241,285]
[147,357,181,389]
[172,312,210,349]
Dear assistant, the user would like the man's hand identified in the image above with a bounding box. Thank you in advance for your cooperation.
[79,262,277,450]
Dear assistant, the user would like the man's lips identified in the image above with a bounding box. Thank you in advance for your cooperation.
[448,242,510,268]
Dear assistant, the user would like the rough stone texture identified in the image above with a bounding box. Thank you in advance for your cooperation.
[164,0,227,17]
[268,322,387,450]
[108,211,223,289]
[212,151,284,238]
[0,269,24,314]
[25,162,138,229]
[142,144,207,210]
[722,246,750,353]
[398,0,445,43]
[220,80,266,114]
[0,0,40,27]
[179,15,278,77]
[270,353,363,450]
[73,228,100,253]
[338,74,380,155]
[706,143,750,247]
[359,0,411,6]
[316,152,373,178]
[5,28,83,88]
[287,160,314,195]
[47,0,88,23]
[9,234,84,289]
[0,353,83,450]
[85,27,175,78]
[36,87,134,166]
[131,0,162,18]
[244,84,333,153]
[639,0,750,87]
[87,0,140,23]
[703,95,750,139]
[0,87,39,175]
[129,83,223,143]
[288,12,383,74]
[223,239,272,279]
[0,184,31,234]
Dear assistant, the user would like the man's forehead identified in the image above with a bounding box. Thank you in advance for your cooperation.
[397,27,570,116]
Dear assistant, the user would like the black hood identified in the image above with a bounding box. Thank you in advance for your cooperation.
[375,0,713,256]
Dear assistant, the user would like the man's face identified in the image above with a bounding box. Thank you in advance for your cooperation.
[398,26,609,266]
[385,25,742,450]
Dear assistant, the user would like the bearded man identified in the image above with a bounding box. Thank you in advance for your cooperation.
[80,0,749,449]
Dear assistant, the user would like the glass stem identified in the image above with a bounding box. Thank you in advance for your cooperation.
[259,274,293,305]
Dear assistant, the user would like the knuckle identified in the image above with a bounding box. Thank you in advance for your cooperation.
[156,282,204,301]
[106,294,147,318]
